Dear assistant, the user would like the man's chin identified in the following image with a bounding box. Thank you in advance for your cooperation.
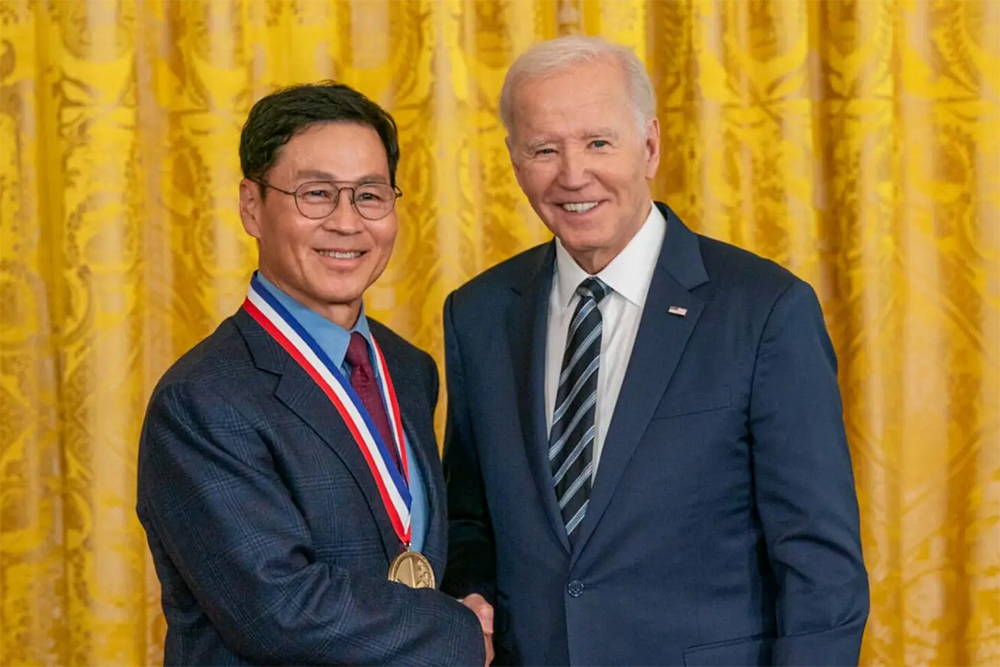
[305,278,366,309]
[317,291,365,309]
[551,215,614,240]
[560,234,611,256]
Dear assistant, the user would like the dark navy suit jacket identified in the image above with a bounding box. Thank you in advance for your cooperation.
[442,203,869,666]
[137,309,484,666]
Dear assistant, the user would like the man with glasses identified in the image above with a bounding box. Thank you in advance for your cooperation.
[137,82,491,666]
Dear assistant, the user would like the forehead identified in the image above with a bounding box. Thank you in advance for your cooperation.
[512,59,633,141]
[273,122,390,179]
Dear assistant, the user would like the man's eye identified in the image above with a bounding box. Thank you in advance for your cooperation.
[536,148,556,156]
[591,140,609,148]
[306,190,332,198]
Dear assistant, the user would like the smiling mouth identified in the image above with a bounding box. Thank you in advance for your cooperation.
[559,202,601,213]
[317,250,365,259]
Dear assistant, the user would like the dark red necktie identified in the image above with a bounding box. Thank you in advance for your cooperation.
[345,332,401,471]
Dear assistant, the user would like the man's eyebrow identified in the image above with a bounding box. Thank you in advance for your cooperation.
[582,127,618,139]
[294,170,389,184]
[294,169,334,180]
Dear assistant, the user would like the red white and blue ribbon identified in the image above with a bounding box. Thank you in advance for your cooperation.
[242,273,412,543]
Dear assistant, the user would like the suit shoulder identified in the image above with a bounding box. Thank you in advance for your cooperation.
[448,242,552,319]
[150,314,257,402]
[449,242,550,306]
[697,234,804,298]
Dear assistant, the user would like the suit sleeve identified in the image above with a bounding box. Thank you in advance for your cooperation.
[440,292,498,602]
[137,380,485,666]
[749,279,869,665]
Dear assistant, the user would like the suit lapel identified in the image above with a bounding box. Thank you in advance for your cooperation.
[234,310,400,565]
[569,205,710,565]
[506,243,573,554]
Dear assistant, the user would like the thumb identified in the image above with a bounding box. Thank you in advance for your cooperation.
[477,604,494,634]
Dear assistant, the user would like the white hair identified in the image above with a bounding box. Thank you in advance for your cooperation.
[499,35,656,137]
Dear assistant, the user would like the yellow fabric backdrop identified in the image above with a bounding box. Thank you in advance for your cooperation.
[1,0,997,664]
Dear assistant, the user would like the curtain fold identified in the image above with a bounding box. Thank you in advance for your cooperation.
[1,1,997,664]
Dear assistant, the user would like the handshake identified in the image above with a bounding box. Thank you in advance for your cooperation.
[462,594,495,666]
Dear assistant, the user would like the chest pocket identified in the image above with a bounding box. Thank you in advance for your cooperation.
[652,385,731,420]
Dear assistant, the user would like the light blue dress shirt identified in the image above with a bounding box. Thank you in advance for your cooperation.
[257,273,429,552]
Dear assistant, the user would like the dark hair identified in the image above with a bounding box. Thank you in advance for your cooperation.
[239,81,400,187]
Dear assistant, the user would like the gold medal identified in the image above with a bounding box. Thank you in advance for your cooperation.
[388,548,435,589]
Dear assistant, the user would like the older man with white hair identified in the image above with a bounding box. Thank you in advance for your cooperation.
[441,36,869,666]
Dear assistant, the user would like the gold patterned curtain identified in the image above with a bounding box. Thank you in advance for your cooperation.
[1,0,997,665]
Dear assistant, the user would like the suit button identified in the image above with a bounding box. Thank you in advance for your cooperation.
[567,580,585,597]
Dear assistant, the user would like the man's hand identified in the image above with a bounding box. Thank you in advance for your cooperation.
[462,594,494,665]
[463,593,494,634]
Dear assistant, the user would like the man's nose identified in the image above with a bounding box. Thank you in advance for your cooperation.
[557,151,590,189]
[323,190,365,232]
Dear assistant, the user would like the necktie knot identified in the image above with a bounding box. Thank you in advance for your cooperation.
[577,277,610,305]
[345,332,372,379]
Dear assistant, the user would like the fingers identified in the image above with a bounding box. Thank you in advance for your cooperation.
[462,593,495,635]
[461,594,495,665]
[483,631,494,666]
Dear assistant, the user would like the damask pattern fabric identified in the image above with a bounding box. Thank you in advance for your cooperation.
[0,1,997,665]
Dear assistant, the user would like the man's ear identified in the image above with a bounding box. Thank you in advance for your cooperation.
[643,117,661,179]
[239,179,263,239]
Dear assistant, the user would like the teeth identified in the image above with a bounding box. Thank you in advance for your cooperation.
[561,202,599,213]
[318,250,361,259]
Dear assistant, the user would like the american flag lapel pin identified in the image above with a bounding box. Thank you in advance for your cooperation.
[668,306,688,317]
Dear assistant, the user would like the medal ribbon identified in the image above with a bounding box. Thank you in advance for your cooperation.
[242,273,411,543]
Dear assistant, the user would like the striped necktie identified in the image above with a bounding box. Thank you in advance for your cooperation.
[549,276,610,542]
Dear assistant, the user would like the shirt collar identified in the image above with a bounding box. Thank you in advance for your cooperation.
[255,271,374,370]
[553,202,667,311]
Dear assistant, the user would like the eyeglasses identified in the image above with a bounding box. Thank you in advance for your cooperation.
[253,179,402,221]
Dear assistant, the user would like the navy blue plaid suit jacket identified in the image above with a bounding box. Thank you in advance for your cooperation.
[137,308,484,666]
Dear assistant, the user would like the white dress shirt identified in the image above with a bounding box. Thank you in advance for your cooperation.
[544,203,667,479]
